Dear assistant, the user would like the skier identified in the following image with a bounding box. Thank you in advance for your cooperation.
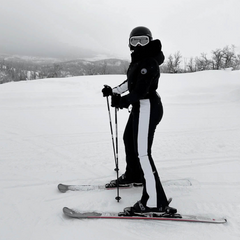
[102,26,176,215]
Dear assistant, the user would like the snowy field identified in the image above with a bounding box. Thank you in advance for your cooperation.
[0,70,240,240]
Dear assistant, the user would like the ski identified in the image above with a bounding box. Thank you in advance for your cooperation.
[57,183,134,192]
[58,179,192,193]
[62,207,227,224]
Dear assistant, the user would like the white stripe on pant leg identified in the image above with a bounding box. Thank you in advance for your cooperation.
[138,99,157,207]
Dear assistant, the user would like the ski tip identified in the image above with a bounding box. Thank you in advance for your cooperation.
[63,207,75,216]
[211,217,227,224]
[63,207,71,212]
[215,218,227,224]
[58,184,68,193]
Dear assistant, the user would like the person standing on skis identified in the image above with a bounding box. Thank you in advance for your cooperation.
[102,26,176,215]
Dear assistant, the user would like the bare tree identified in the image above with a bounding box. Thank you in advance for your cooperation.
[235,54,240,70]
[166,55,174,73]
[186,57,195,72]
[173,51,182,72]
[222,45,237,69]
[195,53,213,71]
[212,48,224,69]
[166,52,182,73]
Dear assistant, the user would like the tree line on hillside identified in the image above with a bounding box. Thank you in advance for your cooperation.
[0,59,129,84]
[0,45,239,84]
[161,45,240,73]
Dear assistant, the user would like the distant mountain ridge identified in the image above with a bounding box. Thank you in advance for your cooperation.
[0,54,130,83]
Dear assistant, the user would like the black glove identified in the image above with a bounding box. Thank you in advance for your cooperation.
[102,85,112,97]
[111,93,121,108]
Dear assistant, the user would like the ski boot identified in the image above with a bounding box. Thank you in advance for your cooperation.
[105,174,143,188]
[119,200,177,217]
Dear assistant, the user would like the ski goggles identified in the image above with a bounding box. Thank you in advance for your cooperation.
[129,36,150,47]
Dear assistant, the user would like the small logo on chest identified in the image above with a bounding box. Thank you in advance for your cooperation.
[141,68,147,74]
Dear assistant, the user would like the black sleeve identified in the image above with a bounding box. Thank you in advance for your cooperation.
[159,51,165,65]
[158,39,165,65]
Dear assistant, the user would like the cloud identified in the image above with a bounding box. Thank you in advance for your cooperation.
[0,0,239,59]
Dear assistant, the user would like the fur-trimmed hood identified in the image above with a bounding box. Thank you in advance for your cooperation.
[131,39,165,65]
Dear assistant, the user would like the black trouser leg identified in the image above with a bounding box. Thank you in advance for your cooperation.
[123,112,143,182]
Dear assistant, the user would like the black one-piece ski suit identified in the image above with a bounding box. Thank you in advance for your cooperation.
[112,39,169,209]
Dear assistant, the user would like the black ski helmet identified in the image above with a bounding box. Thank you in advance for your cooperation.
[129,26,152,50]
[130,26,152,39]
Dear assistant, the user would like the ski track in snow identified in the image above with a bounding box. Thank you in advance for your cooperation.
[0,71,240,240]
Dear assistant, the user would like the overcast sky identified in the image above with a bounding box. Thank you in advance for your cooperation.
[0,0,239,60]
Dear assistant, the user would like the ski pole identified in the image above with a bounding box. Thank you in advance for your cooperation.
[115,107,121,202]
[106,96,117,168]
[105,97,121,202]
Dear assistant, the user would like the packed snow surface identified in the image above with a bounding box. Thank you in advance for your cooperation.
[0,70,240,240]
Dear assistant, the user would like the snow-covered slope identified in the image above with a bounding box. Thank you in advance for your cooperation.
[0,70,240,240]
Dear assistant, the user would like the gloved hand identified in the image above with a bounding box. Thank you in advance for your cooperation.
[111,93,121,108]
[102,85,112,97]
